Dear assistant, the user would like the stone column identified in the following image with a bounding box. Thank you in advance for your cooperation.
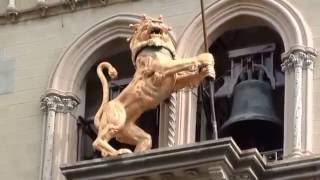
[281,46,318,157]
[40,92,79,180]
[176,88,198,145]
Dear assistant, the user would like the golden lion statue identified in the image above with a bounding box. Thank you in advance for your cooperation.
[93,15,215,157]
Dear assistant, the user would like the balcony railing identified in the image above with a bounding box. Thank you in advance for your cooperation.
[261,149,283,162]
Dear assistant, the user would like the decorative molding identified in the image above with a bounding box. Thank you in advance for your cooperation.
[48,14,143,93]
[280,46,318,157]
[39,91,79,180]
[177,0,314,56]
[167,93,177,147]
[281,46,318,71]
[40,92,79,113]
[61,138,263,179]
[60,138,320,180]
[0,0,135,25]
[208,166,228,180]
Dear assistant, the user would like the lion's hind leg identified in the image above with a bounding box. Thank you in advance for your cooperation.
[92,102,131,157]
[116,123,152,153]
[92,124,118,157]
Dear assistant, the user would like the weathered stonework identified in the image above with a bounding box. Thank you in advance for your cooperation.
[281,46,318,157]
[0,0,134,25]
[40,91,79,180]
[281,47,318,71]
[40,93,79,113]
[60,138,320,180]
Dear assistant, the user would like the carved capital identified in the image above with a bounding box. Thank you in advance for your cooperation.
[281,46,318,71]
[40,92,79,113]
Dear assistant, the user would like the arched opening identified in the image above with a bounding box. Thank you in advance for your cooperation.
[41,14,171,179]
[195,16,285,158]
[41,13,179,179]
[176,0,315,159]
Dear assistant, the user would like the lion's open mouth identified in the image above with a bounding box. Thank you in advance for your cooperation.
[149,27,163,37]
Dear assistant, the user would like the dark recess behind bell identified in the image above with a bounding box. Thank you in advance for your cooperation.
[197,26,285,152]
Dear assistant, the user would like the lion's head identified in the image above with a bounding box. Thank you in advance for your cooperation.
[128,15,176,65]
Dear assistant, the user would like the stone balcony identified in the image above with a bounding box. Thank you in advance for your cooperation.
[61,138,320,180]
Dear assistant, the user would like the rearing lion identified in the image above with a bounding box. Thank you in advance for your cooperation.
[93,15,215,157]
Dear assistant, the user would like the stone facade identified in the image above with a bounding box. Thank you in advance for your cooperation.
[0,0,320,180]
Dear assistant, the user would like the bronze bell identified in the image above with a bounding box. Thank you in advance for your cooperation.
[220,79,283,151]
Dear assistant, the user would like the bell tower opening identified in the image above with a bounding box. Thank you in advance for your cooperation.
[196,21,285,160]
[78,38,159,160]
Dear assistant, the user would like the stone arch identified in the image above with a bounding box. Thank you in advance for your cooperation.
[41,14,141,180]
[177,0,313,56]
[48,14,141,96]
[175,0,317,158]
[41,13,178,180]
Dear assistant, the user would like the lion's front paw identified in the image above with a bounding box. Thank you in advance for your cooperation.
[101,150,112,157]
[118,148,133,155]
[197,53,214,66]
[200,65,215,79]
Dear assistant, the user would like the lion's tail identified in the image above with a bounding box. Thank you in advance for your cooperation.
[94,61,118,128]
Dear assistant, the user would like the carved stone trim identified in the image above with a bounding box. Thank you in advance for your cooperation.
[167,93,177,147]
[60,138,320,180]
[281,46,318,71]
[39,91,80,180]
[0,0,134,25]
[280,46,318,157]
[40,92,80,113]
[208,166,228,180]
